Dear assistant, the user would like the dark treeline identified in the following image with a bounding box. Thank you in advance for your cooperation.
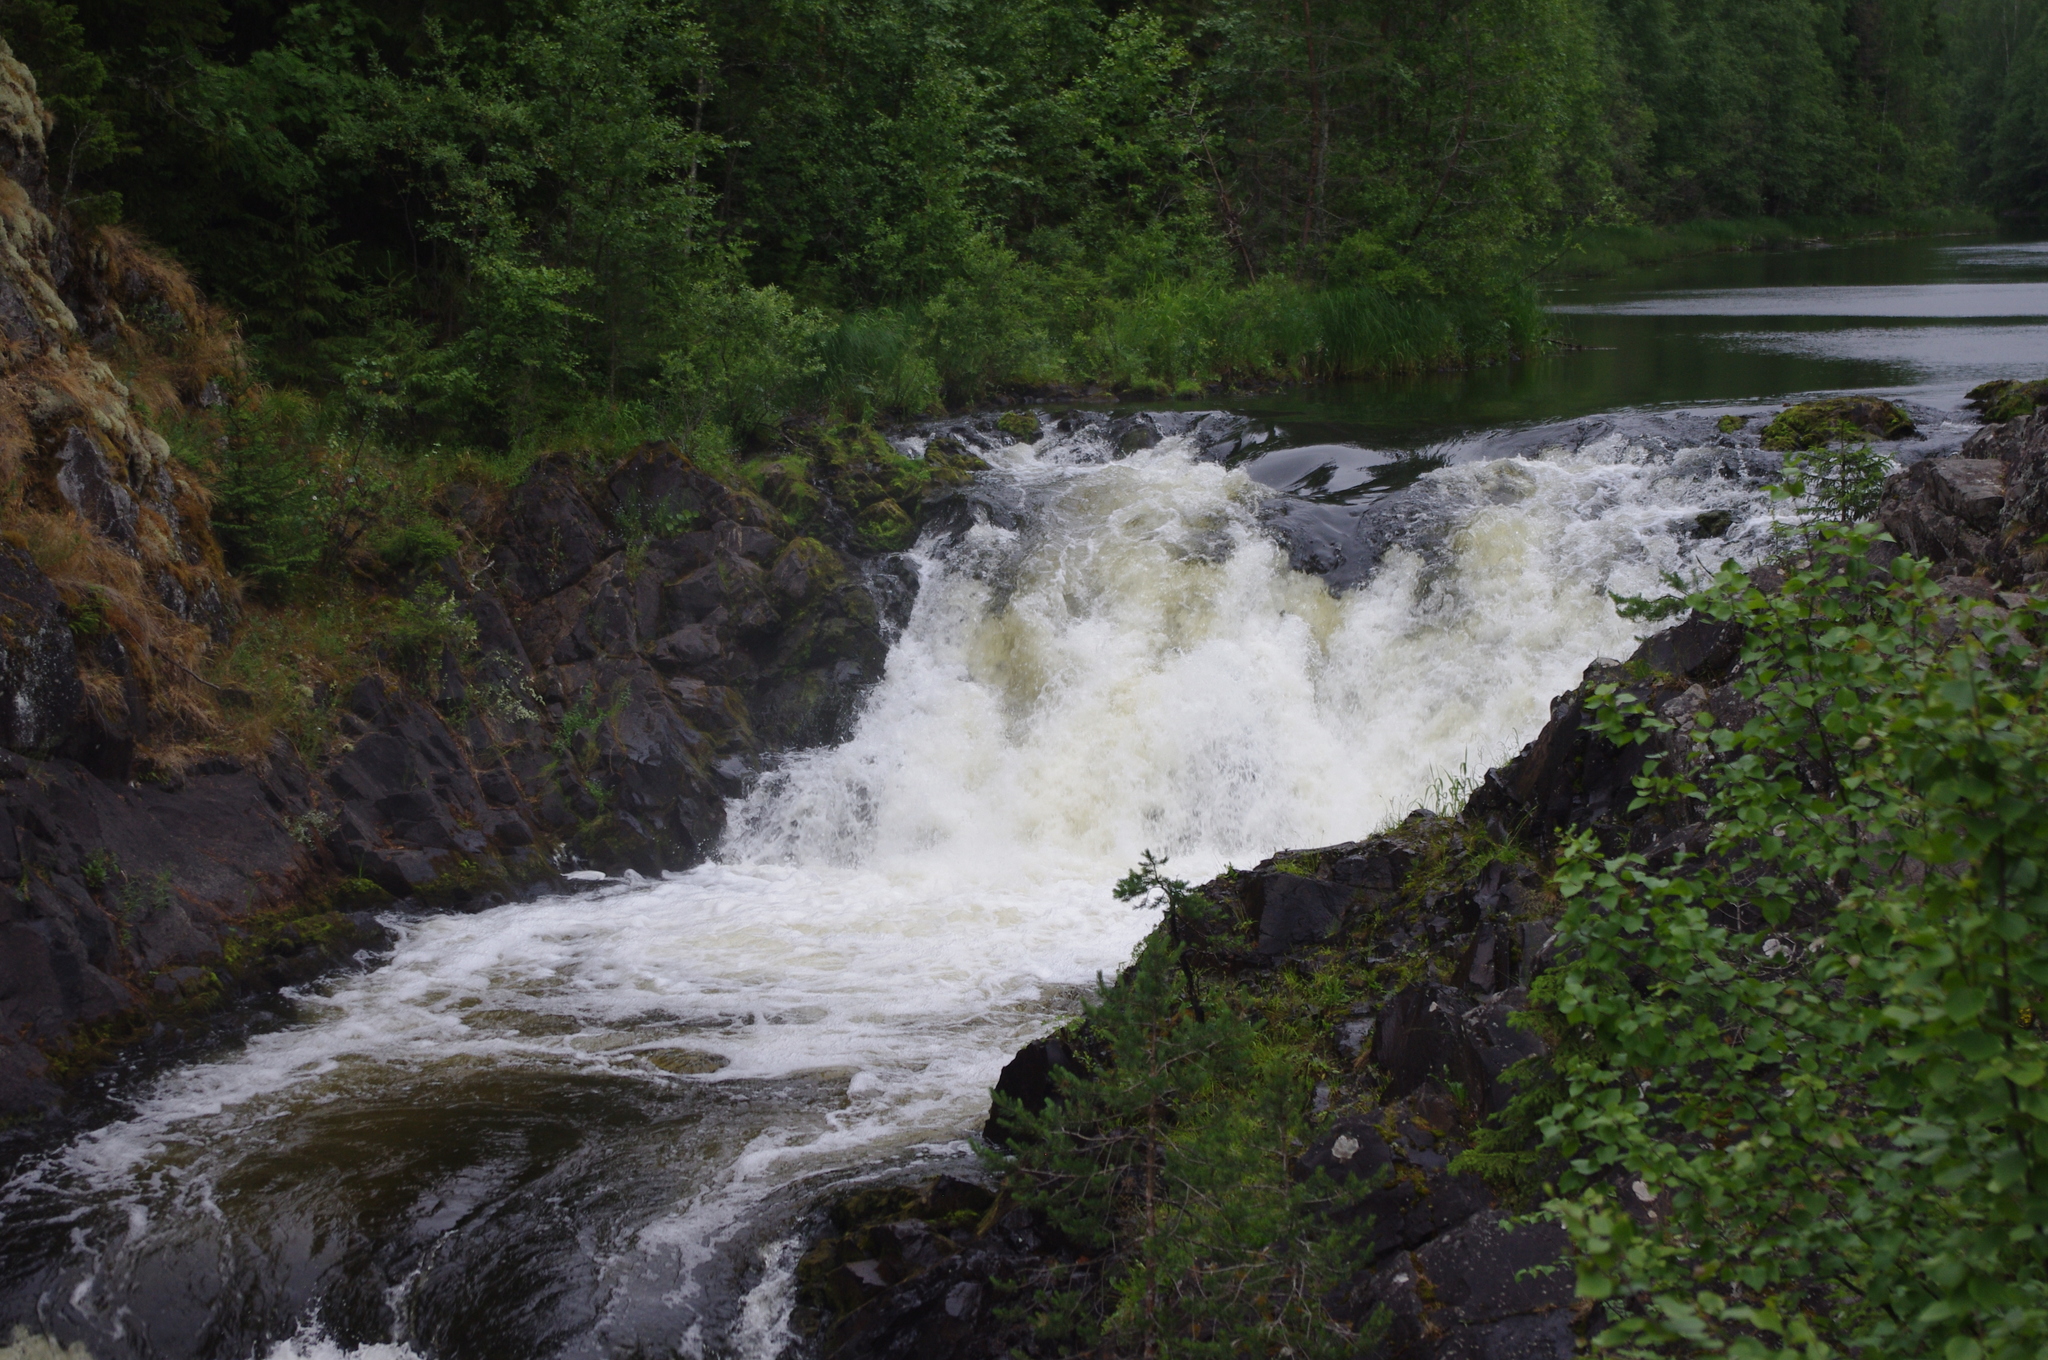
[0,0,2027,444]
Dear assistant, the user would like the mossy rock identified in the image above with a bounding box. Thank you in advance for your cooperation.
[1717,414,1747,434]
[414,856,511,907]
[923,438,989,490]
[854,498,915,552]
[323,876,394,912]
[1759,396,1915,451]
[769,536,846,605]
[995,410,1041,441]
[1966,377,2048,424]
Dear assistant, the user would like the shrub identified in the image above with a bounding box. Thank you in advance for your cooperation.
[1538,529,2048,1359]
[381,586,478,681]
[369,521,462,577]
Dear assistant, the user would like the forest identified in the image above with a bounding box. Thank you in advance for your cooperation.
[0,0,2035,478]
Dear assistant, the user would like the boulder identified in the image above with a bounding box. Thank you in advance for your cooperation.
[1374,984,1491,1102]
[1879,453,2023,574]
[1334,1210,1573,1358]
[1296,1115,1398,1186]
[1411,1211,1573,1327]
[1965,377,2048,424]
[983,1034,1085,1143]
[53,426,139,550]
[605,440,711,528]
[1256,872,1355,955]
[1760,396,1915,451]
[1994,412,2048,578]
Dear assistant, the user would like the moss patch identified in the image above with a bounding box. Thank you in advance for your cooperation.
[1760,396,1915,451]
[1966,377,2048,424]
[995,410,1041,441]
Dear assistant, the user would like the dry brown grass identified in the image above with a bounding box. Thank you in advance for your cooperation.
[92,225,244,417]
[5,494,228,750]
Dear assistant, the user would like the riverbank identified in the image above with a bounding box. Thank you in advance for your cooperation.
[1532,206,2001,280]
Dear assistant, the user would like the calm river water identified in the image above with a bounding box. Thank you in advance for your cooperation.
[0,232,2042,1360]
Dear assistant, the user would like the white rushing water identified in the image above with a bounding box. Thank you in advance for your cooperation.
[0,427,1777,1360]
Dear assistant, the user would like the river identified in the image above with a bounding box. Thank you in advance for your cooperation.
[2,231,2043,1360]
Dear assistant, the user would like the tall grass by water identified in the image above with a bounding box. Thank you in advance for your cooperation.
[814,277,1548,415]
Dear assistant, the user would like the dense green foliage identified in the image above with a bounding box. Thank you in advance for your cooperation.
[1603,0,1952,217]
[1540,499,2048,1355]
[1951,0,2048,214]
[0,0,2000,454]
[990,858,1370,1358]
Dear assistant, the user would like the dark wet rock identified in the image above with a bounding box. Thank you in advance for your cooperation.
[605,441,712,526]
[1374,984,1491,1103]
[1342,1165,1495,1264]
[1108,413,1162,453]
[983,1034,1085,1144]
[1876,418,2048,581]
[0,748,331,1116]
[1336,1014,1377,1061]
[1460,989,1550,1113]
[53,426,138,551]
[498,454,620,598]
[1691,508,1734,538]
[1413,1211,1573,1327]
[1434,1311,1575,1360]
[1256,871,1357,955]
[771,537,846,606]
[1463,606,1747,844]
[1958,410,2040,463]
[802,1179,1063,1360]
[1298,1115,1398,1185]
[1992,411,2048,578]
[1628,613,1742,681]
[1331,1210,1572,1358]
[919,480,1028,544]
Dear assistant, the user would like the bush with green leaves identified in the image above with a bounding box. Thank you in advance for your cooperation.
[989,858,1370,1359]
[380,586,478,682]
[1536,528,2048,1359]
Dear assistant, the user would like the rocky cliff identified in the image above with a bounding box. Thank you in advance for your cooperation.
[0,46,986,1127]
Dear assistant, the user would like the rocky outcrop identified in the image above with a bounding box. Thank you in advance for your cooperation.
[1879,408,2048,584]
[0,43,969,1120]
[1965,376,2048,424]
[0,426,938,1119]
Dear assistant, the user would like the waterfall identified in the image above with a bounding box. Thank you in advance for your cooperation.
[0,425,1774,1360]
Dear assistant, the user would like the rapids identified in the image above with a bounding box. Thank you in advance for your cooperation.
[1,423,1783,1360]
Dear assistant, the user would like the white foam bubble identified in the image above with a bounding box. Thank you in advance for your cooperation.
[258,1328,424,1360]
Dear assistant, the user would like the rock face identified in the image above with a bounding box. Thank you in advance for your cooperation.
[0,430,920,1119]
[1881,409,2048,582]
[0,42,938,1120]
